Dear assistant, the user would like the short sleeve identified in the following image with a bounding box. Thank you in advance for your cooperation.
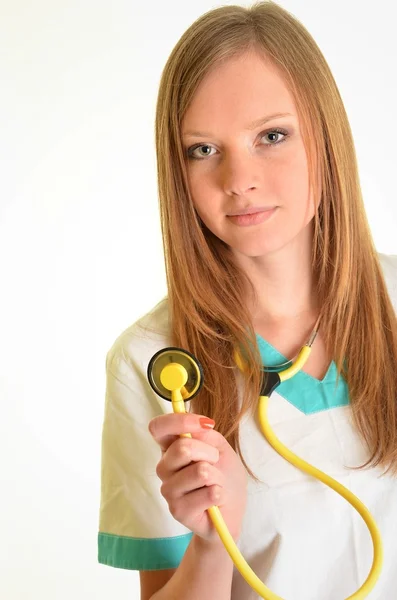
[97,332,193,571]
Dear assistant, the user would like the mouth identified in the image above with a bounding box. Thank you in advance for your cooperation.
[227,207,278,227]
[227,206,277,216]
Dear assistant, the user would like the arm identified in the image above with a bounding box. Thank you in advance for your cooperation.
[141,534,233,600]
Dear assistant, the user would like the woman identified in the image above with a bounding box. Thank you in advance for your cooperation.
[98,2,397,598]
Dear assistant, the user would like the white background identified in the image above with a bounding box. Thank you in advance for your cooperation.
[0,1,396,598]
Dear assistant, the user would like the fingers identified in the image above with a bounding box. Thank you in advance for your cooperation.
[148,412,217,453]
[168,483,224,525]
[156,436,220,480]
[160,460,225,501]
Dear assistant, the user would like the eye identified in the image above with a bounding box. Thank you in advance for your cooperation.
[186,144,217,160]
[260,128,288,146]
[185,128,289,160]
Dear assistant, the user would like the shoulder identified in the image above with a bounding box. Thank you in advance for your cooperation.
[105,296,171,377]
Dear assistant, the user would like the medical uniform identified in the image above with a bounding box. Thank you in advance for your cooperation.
[98,253,397,599]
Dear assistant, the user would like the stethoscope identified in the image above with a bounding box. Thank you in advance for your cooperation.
[146,318,383,599]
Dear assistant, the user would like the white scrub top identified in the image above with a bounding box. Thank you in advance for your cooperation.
[98,252,397,599]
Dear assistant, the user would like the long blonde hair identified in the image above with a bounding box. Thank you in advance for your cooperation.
[154,0,397,479]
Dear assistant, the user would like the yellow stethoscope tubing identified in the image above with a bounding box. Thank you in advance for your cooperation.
[171,391,285,600]
[163,345,383,599]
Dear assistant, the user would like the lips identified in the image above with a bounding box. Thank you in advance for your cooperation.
[227,207,277,226]
[228,206,276,216]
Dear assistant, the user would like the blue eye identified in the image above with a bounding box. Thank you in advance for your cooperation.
[185,128,288,160]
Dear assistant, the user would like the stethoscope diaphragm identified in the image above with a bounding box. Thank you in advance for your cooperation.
[147,346,204,401]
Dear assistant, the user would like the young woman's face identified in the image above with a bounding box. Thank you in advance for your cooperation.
[181,51,319,259]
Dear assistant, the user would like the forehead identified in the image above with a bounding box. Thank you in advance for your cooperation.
[181,51,298,133]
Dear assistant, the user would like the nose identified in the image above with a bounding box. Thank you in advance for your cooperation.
[221,152,260,196]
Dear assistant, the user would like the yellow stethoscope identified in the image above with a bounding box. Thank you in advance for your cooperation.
[146,320,383,599]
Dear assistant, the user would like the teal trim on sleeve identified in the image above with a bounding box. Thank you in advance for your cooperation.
[98,531,194,570]
[256,334,350,415]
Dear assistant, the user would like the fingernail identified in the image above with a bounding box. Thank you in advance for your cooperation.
[199,417,215,429]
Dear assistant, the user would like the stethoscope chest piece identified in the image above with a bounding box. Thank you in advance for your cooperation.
[147,346,204,401]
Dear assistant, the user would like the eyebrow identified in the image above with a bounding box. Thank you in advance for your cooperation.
[182,112,293,138]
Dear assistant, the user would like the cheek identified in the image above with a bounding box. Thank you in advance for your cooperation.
[187,167,215,213]
[279,150,312,210]
[281,144,308,183]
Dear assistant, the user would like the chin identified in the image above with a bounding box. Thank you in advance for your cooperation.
[230,242,282,258]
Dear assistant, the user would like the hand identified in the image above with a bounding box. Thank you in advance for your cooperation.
[148,412,247,544]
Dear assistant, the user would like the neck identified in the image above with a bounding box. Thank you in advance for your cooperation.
[235,226,319,326]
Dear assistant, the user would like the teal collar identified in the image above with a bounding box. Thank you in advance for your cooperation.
[255,334,349,415]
